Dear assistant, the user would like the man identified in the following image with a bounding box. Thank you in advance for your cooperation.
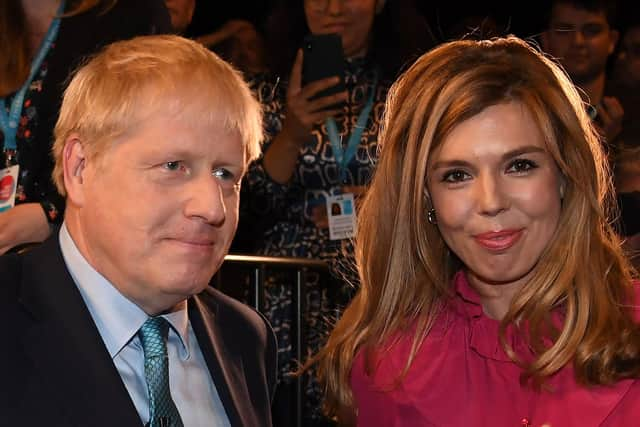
[541,0,623,144]
[0,35,276,427]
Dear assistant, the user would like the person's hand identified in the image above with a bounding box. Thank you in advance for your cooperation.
[280,49,348,145]
[596,96,624,143]
[0,203,51,254]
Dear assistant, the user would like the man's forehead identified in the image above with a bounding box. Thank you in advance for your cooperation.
[551,5,608,24]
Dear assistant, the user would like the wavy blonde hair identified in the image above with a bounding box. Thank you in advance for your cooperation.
[315,36,639,420]
[0,0,115,97]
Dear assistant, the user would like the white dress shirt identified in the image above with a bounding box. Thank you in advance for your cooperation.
[59,223,231,427]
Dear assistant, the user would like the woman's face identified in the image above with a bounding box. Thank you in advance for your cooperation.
[427,102,564,292]
[304,0,378,58]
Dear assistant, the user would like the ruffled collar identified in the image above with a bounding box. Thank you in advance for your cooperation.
[449,270,534,362]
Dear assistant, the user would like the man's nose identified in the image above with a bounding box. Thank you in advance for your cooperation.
[183,174,226,226]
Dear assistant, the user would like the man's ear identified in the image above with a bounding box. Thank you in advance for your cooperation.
[62,135,88,206]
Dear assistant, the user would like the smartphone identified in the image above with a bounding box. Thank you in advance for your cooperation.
[301,33,346,101]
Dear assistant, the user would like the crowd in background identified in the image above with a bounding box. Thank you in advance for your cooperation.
[2,0,639,426]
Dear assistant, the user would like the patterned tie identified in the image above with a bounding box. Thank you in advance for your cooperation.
[138,317,184,427]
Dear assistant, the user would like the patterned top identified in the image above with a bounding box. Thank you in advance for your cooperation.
[244,57,391,261]
[1,41,60,223]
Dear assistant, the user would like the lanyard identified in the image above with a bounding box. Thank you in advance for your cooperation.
[0,0,65,152]
[325,69,378,182]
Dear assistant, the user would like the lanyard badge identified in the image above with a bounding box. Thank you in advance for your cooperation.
[325,69,378,184]
[0,165,19,212]
[324,69,378,240]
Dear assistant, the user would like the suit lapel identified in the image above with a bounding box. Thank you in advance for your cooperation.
[189,296,249,426]
[18,237,142,427]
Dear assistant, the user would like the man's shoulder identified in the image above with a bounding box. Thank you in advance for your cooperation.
[0,236,67,302]
[195,287,273,339]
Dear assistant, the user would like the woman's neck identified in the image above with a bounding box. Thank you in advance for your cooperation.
[467,271,529,321]
[21,0,62,53]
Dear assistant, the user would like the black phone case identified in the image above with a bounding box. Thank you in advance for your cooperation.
[301,33,346,100]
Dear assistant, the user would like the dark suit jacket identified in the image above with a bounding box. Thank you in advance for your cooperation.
[0,235,277,427]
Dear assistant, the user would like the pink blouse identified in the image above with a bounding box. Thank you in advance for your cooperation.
[351,271,640,427]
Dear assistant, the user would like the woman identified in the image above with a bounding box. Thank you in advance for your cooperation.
[239,0,433,423]
[0,0,171,254]
[315,36,640,426]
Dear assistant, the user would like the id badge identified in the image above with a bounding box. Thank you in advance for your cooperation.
[327,192,356,240]
[0,165,19,212]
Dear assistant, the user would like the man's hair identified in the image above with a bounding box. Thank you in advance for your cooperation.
[545,0,619,28]
[52,34,263,196]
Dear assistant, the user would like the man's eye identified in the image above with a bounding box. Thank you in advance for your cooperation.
[442,170,470,183]
[582,24,604,38]
[553,26,575,34]
[212,168,234,181]
[164,161,183,171]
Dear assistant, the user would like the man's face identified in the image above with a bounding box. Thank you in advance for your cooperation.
[542,3,618,85]
[615,27,640,87]
[76,112,245,314]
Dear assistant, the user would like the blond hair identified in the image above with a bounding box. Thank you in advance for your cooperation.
[316,36,639,418]
[52,34,263,196]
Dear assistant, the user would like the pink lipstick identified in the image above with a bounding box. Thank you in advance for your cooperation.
[473,229,523,251]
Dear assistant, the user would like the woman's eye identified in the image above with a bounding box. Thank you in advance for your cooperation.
[507,159,537,174]
[442,170,470,183]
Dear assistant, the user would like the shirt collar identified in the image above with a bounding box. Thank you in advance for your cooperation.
[59,223,190,359]
[163,300,190,360]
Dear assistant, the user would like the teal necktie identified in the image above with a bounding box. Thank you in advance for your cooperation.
[138,317,185,427]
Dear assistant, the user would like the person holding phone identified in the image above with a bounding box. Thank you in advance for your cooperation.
[237,0,434,424]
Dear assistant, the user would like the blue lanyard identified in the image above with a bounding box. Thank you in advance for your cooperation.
[326,69,378,182]
[0,0,65,152]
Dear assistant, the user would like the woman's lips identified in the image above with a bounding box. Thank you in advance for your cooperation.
[473,229,523,251]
